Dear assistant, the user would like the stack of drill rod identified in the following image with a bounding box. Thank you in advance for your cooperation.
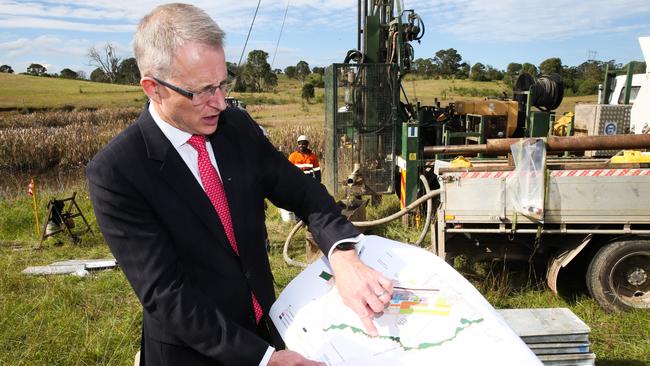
[498,308,595,366]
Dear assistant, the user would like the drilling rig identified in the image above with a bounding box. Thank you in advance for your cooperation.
[324,0,567,209]
[324,0,426,208]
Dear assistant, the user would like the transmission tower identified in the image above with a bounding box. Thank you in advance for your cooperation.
[587,49,598,61]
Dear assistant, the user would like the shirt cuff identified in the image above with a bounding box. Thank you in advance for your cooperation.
[259,346,275,366]
[326,234,364,259]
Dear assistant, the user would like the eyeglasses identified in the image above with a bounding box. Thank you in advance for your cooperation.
[153,77,231,106]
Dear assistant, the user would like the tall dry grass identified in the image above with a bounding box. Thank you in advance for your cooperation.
[268,125,323,157]
[0,108,140,171]
[0,108,140,128]
[0,106,325,172]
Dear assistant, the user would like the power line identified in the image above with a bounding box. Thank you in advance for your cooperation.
[271,0,290,69]
[237,0,262,69]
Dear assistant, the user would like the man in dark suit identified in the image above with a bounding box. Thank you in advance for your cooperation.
[87,3,393,365]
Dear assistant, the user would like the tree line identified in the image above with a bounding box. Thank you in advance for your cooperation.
[0,43,141,84]
[2,44,644,97]
[226,49,325,100]
[411,48,646,96]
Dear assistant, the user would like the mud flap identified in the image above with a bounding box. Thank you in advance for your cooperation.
[546,234,593,294]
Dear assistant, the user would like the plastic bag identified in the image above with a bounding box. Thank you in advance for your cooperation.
[506,139,546,222]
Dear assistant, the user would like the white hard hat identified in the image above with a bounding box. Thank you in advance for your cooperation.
[297,135,309,142]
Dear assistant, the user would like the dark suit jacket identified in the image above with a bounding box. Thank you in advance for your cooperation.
[87,106,359,365]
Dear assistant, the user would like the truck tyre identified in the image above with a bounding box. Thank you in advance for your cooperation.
[586,239,650,312]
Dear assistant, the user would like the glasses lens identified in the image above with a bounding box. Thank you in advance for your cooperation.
[191,83,230,106]
[192,92,211,106]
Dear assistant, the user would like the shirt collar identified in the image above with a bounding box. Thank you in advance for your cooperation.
[149,103,193,149]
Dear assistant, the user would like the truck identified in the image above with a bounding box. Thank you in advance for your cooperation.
[428,136,650,312]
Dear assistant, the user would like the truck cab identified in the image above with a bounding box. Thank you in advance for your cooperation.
[606,73,645,105]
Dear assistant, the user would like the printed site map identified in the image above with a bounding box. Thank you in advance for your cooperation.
[270,235,542,366]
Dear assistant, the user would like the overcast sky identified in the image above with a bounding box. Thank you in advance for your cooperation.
[1,0,649,75]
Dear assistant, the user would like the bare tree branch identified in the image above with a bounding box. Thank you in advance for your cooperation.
[87,43,121,83]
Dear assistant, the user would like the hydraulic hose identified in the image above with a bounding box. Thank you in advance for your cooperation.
[282,186,442,267]
[415,174,433,246]
[282,220,308,268]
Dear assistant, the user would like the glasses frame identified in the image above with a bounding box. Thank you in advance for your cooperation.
[152,77,229,106]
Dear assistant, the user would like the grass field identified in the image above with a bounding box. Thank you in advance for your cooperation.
[0,73,145,111]
[0,75,647,365]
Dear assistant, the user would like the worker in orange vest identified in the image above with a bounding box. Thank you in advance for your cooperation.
[288,135,321,182]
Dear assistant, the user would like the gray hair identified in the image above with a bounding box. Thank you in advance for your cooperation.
[133,3,225,79]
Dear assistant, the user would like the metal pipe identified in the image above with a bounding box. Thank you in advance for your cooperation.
[424,134,650,156]
[445,228,650,234]
[358,0,362,51]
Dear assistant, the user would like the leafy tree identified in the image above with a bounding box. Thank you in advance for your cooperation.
[0,64,14,73]
[485,65,503,81]
[266,72,278,89]
[295,60,311,85]
[90,67,108,82]
[27,63,47,76]
[273,68,283,74]
[413,58,435,78]
[625,61,646,74]
[539,57,562,75]
[470,62,486,81]
[577,78,599,95]
[117,57,140,84]
[226,62,240,77]
[561,65,580,94]
[455,62,470,79]
[308,73,324,88]
[506,62,523,75]
[88,43,120,83]
[504,62,523,86]
[577,60,608,81]
[60,68,78,79]
[301,83,315,101]
[284,66,296,79]
[312,66,325,76]
[522,62,538,77]
[433,48,462,78]
[241,50,276,92]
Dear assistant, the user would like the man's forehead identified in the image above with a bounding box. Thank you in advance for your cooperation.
[170,42,227,84]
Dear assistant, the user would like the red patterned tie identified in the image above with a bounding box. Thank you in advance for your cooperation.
[187,135,263,324]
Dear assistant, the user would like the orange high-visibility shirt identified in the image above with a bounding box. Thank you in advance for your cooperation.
[288,150,320,176]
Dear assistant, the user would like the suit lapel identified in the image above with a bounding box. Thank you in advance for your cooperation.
[138,108,235,255]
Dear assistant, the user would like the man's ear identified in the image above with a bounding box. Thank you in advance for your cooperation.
[141,77,161,103]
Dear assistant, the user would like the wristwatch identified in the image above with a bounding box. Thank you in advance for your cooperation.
[334,242,356,251]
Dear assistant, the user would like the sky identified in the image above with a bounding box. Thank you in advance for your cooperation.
[1,0,649,76]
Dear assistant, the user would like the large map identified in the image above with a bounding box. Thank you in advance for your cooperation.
[270,235,542,365]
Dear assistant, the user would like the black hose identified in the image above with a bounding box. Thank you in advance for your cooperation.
[344,49,363,64]
[530,73,564,111]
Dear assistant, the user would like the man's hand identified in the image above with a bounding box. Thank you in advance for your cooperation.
[269,350,325,366]
[328,248,393,337]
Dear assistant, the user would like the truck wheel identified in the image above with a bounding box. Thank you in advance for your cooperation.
[586,240,650,312]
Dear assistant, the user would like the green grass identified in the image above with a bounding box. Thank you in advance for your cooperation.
[1,179,648,365]
[0,73,146,110]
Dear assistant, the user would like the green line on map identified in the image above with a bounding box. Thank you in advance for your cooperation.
[323,317,484,351]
